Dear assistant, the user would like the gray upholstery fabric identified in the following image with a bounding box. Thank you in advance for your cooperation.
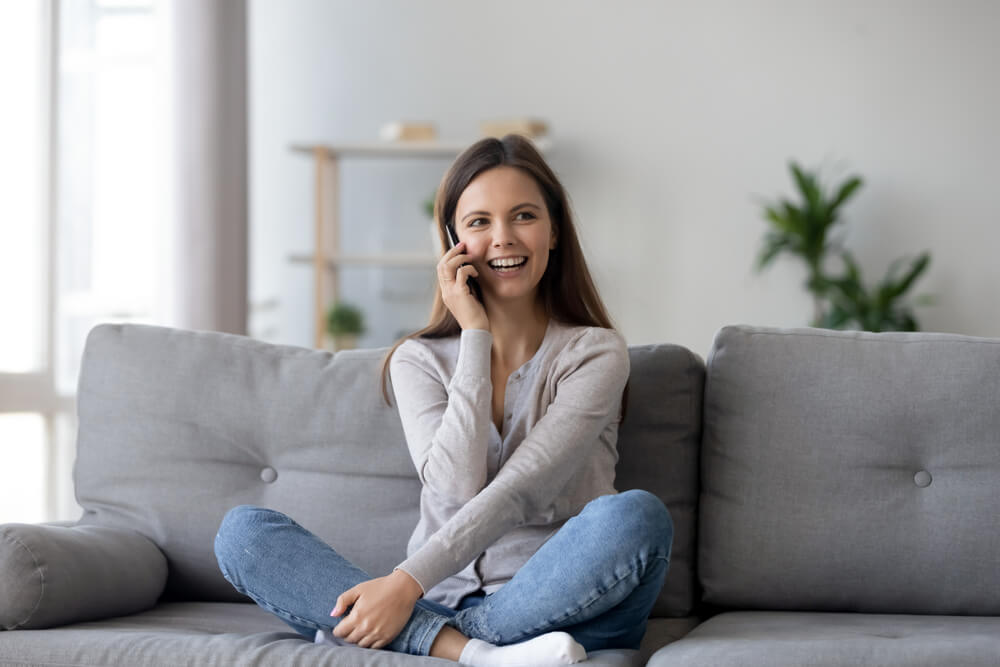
[616,344,704,617]
[0,523,167,630]
[73,323,703,619]
[75,323,423,602]
[0,602,452,666]
[699,325,1000,614]
[0,602,672,666]
[646,611,1000,666]
[635,616,702,665]
[12,321,1000,665]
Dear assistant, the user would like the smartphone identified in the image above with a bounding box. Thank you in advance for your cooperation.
[446,225,483,303]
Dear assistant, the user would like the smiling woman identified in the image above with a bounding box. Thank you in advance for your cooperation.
[451,167,557,313]
[214,135,668,666]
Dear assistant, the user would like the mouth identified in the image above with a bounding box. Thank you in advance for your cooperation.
[487,257,528,274]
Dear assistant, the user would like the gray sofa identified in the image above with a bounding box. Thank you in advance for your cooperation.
[1,322,997,666]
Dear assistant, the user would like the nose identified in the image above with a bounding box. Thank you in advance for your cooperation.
[491,220,515,247]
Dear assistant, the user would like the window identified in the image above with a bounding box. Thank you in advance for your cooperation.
[0,0,167,524]
[56,0,166,394]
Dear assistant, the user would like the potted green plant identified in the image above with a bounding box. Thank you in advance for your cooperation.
[756,160,933,331]
[425,191,443,253]
[818,251,933,332]
[325,302,365,352]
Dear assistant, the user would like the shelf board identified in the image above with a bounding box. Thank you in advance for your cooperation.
[290,137,552,159]
[289,253,438,269]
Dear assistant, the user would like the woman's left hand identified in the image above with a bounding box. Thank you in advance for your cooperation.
[331,569,424,649]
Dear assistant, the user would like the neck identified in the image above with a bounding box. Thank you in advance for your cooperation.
[486,298,549,369]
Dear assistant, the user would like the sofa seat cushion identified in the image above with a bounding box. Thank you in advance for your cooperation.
[636,616,703,664]
[647,611,1000,666]
[0,602,452,666]
[0,601,673,666]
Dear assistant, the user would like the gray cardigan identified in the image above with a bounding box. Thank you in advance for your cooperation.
[389,318,630,607]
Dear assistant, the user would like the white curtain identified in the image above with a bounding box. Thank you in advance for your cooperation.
[169,0,248,335]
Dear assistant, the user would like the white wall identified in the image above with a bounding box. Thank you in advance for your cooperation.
[249,0,1000,360]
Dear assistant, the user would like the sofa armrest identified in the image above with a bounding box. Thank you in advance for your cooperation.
[0,522,168,630]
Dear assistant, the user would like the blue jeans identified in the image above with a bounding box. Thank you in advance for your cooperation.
[214,489,672,657]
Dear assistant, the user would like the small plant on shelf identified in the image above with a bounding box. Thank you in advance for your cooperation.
[325,302,365,352]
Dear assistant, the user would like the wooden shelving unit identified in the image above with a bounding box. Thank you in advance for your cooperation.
[290,138,552,349]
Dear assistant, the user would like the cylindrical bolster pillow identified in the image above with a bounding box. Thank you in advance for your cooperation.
[0,523,168,630]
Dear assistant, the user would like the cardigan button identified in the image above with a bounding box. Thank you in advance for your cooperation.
[913,470,932,487]
[260,467,278,483]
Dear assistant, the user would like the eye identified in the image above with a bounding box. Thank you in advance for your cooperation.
[468,218,488,227]
[515,211,536,221]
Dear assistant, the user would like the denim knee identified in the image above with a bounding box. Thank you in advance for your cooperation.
[605,489,674,558]
[214,504,277,578]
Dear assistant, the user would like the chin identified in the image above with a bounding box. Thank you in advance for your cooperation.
[485,286,542,304]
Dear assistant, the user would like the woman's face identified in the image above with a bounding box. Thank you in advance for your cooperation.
[452,166,557,306]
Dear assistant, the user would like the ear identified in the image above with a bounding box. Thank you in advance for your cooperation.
[549,226,558,250]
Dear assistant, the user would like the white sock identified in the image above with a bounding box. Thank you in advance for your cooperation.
[458,632,586,667]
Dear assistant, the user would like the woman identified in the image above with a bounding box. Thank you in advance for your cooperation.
[214,135,673,666]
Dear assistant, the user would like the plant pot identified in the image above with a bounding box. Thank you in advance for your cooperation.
[326,334,359,353]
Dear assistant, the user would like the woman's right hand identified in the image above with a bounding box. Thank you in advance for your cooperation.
[438,241,489,331]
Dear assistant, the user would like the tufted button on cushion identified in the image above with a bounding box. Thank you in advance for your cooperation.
[260,467,278,483]
[914,470,932,487]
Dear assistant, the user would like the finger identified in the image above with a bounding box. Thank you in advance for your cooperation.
[458,264,480,284]
[371,637,391,650]
[446,253,471,275]
[357,634,378,649]
[345,624,368,645]
[332,617,353,639]
[439,241,465,264]
[332,589,358,617]
[437,264,455,283]
[438,255,463,281]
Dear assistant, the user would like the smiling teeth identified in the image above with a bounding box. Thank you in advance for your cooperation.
[489,257,527,268]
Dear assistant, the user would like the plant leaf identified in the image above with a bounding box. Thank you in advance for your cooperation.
[756,233,792,271]
[790,162,822,214]
[828,176,863,215]
[889,252,931,299]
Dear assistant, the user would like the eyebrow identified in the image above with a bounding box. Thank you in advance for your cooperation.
[461,202,541,223]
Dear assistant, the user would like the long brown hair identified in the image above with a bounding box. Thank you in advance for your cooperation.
[379,134,629,421]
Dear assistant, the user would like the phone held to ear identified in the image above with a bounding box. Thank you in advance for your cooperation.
[446,225,484,304]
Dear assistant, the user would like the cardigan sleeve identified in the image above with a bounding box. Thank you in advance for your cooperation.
[395,327,629,595]
[390,329,494,505]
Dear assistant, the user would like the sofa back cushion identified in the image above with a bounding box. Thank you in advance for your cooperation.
[75,324,703,616]
[75,324,422,602]
[616,344,703,617]
[699,324,1000,615]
